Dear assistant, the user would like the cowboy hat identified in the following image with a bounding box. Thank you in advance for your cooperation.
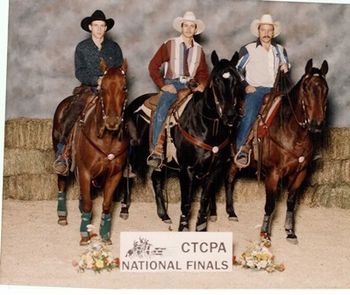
[81,10,115,32]
[173,11,205,35]
[250,14,281,37]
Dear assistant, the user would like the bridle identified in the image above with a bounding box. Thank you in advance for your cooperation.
[277,70,327,129]
[99,68,128,130]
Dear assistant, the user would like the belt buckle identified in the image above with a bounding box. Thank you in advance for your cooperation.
[179,76,189,84]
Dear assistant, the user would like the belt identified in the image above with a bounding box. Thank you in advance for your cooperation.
[177,76,191,84]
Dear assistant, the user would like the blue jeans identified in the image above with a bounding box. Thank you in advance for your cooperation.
[152,79,188,147]
[235,87,271,149]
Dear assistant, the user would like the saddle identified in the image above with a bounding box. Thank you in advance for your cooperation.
[236,91,282,174]
[60,87,98,173]
[135,88,193,164]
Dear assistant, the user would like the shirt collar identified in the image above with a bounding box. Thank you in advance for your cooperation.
[179,35,194,48]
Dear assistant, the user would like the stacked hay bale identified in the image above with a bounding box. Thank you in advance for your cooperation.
[2,119,350,208]
[3,118,79,200]
[303,128,350,209]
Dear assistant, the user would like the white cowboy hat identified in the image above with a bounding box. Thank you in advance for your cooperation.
[250,14,281,37]
[173,11,205,35]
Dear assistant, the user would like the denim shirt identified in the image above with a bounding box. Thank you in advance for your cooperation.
[75,37,123,86]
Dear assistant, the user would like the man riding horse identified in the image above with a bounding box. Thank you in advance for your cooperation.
[53,9,124,175]
[146,11,209,168]
[234,14,290,168]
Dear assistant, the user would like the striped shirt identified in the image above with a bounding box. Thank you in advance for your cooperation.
[236,39,289,88]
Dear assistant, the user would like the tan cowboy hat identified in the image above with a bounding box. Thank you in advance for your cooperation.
[81,10,115,32]
[250,14,281,37]
[173,11,205,35]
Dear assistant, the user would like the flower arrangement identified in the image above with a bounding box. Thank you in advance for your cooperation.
[234,238,285,273]
[72,225,120,273]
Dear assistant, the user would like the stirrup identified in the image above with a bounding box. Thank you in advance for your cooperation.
[53,157,70,176]
[234,146,252,169]
[146,152,164,168]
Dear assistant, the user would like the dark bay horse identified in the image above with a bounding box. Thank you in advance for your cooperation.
[127,51,241,231]
[225,59,329,243]
[52,60,129,245]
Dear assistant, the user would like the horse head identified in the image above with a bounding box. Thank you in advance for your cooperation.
[209,50,240,127]
[97,58,128,136]
[300,58,329,133]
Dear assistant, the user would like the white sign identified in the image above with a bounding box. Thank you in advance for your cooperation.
[120,232,232,272]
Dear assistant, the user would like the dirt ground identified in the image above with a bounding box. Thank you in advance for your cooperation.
[0,197,349,290]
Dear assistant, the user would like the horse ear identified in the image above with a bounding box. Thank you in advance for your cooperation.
[305,59,313,74]
[211,50,219,66]
[122,58,128,73]
[100,58,109,74]
[230,51,239,66]
[320,60,328,76]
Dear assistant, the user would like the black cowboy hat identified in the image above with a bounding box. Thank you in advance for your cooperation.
[81,10,115,32]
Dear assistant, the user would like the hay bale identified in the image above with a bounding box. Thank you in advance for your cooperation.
[310,159,350,185]
[320,128,350,160]
[5,118,52,150]
[303,184,350,209]
[3,174,80,201]
[3,148,55,176]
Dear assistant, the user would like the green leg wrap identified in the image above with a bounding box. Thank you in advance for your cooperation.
[100,213,112,241]
[80,211,92,238]
[57,191,67,217]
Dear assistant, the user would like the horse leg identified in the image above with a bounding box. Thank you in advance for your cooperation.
[196,174,219,232]
[224,165,239,221]
[209,193,217,222]
[261,169,280,239]
[79,172,93,246]
[119,177,132,220]
[151,169,171,223]
[57,175,68,225]
[178,169,195,231]
[100,172,123,245]
[285,170,307,244]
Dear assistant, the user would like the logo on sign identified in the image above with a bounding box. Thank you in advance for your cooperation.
[120,232,232,272]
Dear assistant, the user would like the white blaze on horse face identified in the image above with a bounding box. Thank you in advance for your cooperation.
[222,72,231,79]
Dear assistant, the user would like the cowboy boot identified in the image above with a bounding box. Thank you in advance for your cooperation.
[147,132,165,168]
[53,143,69,176]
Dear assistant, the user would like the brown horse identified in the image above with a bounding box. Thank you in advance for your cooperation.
[52,59,129,245]
[225,59,329,243]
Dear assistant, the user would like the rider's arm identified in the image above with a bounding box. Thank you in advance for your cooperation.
[148,42,170,89]
[74,43,99,86]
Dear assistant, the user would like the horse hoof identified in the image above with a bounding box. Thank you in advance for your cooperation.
[162,218,172,224]
[103,239,113,245]
[260,232,271,241]
[209,215,217,222]
[57,217,68,226]
[179,226,189,232]
[79,237,90,246]
[161,214,172,224]
[286,233,298,244]
[119,212,129,220]
[228,215,238,222]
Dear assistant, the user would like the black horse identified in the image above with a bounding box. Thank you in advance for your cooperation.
[126,51,242,231]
